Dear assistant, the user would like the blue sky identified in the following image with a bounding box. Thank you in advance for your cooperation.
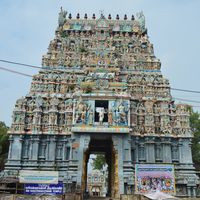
[0,0,200,125]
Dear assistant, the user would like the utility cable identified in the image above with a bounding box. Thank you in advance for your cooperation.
[174,98,200,104]
[0,59,42,69]
[1,59,200,94]
[1,59,200,105]
[171,88,200,94]
[1,65,200,108]
[0,66,33,78]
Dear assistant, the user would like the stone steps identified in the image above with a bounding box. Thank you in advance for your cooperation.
[87,197,111,200]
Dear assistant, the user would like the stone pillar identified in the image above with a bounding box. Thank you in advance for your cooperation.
[123,136,134,195]
[193,187,197,197]
[124,137,131,162]
[112,135,123,197]
[63,138,68,160]
[45,138,50,162]
[145,137,155,163]
[178,138,193,164]
[40,141,47,159]
[69,138,74,160]
[162,138,171,163]
[76,134,90,189]
[48,136,56,161]
[187,186,191,197]
[138,143,145,161]
[155,143,162,161]
[56,143,63,160]
[11,135,23,165]
[178,139,183,162]
[135,137,139,162]
[32,136,39,161]
[8,135,14,160]
[28,137,33,159]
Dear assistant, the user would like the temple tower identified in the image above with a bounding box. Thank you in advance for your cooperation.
[5,10,199,198]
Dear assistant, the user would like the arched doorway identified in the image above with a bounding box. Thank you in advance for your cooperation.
[82,136,119,198]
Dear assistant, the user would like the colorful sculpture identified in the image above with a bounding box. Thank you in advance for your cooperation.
[4,10,198,197]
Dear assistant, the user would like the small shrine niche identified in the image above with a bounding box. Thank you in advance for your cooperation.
[95,100,109,124]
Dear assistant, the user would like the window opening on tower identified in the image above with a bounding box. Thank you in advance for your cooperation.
[95,100,108,123]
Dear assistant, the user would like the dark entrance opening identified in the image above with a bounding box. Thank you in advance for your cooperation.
[87,153,108,197]
[95,100,108,123]
[83,136,118,198]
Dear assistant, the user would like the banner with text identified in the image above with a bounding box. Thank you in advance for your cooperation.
[19,170,58,184]
[135,164,175,194]
[24,182,63,195]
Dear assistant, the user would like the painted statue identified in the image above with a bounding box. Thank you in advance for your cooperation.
[49,113,57,125]
[35,96,43,109]
[75,97,88,124]
[118,100,127,125]
[113,100,129,125]
[136,11,145,33]
[108,110,113,126]
[51,96,59,110]
[88,108,94,125]
[33,112,41,125]
[58,7,67,27]
[99,108,105,125]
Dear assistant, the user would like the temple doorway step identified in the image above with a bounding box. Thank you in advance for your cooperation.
[88,197,111,200]
[82,136,119,199]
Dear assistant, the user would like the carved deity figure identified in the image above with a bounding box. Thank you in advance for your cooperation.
[49,113,57,125]
[75,97,88,124]
[58,7,67,27]
[137,103,146,115]
[35,96,43,109]
[28,99,35,112]
[136,11,145,33]
[144,101,153,113]
[118,102,126,124]
[88,108,94,125]
[99,108,105,125]
[13,113,23,124]
[33,112,41,125]
[66,114,72,126]
[51,96,59,110]
[108,110,113,126]
[115,99,128,125]
[65,99,73,111]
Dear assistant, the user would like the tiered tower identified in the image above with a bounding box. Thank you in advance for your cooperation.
[5,9,198,197]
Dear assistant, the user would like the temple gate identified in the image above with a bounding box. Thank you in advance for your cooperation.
[3,9,199,198]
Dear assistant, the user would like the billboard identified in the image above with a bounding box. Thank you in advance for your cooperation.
[19,170,58,184]
[135,164,175,194]
[24,182,63,195]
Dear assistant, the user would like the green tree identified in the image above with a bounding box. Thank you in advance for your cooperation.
[188,108,200,170]
[0,121,9,170]
[92,154,106,170]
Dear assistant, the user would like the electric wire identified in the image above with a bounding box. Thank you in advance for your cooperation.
[0,59,42,69]
[171,88,200,94]
[1,60,200,107]
[174,98,200,104]
[1,59,200,94]
[0,66,33,78]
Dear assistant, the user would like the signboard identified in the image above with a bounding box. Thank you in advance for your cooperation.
[72,126,129,133]
[135,164,175,194]
[24,182,63,195]
[19,170,58,184]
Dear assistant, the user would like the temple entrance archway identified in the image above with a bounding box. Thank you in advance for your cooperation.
[87,153,108,197]
[82,135,119,198]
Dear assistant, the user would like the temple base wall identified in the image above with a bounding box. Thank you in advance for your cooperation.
[4,133,199,197]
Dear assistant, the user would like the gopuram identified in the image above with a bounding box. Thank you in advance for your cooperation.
[4,9,199,198]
